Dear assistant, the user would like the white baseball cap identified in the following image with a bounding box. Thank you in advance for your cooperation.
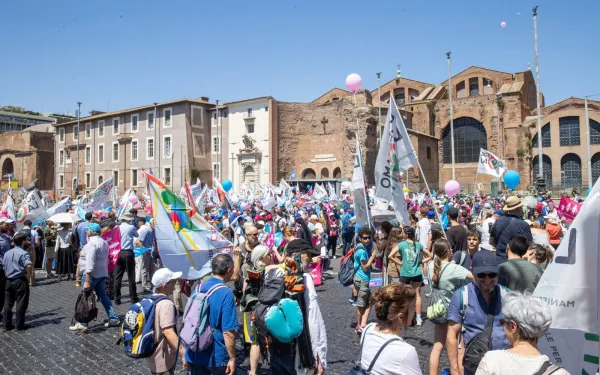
[151,268,182,289]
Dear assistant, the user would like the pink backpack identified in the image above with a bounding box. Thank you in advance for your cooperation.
[180,283,227,352]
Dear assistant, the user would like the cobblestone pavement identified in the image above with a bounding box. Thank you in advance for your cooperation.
[0,261,448,375]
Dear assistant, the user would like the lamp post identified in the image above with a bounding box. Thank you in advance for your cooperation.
[446,52,455,180]
[584,94,600,188]
[216,100,220,181]
[76,101,81,196]
[533,6,545,191]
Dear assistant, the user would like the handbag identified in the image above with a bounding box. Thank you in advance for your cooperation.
[346,325,400,375]
[462,288,498,373]
[426,264,451,324]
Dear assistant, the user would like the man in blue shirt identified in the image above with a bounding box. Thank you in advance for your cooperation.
[352,227,377,334]
[3,233,33,331]
[0,218,13,319]
[446,250,510,375]
[185,254,238,374]
[114,213,139,305]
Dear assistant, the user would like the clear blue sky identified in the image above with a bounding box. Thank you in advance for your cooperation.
[1,0,598,115]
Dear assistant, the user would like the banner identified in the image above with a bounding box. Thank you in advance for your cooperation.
[533,178,600,374]
[87,176,114,205]
[16,189,48,225]
[46,197,70,217]
[374,98,411,224]
[352,139,370,228]
[557,196,582,221]
[0,180,18,190]
[476,148,507,178]
[101,227,121,272]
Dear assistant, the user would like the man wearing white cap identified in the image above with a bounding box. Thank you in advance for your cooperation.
[146,268,184,375]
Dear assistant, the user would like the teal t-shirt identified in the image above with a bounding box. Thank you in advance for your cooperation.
[353,244,370,282]
[398,240,423,277]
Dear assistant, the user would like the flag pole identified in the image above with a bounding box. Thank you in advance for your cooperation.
[354,92,372,227]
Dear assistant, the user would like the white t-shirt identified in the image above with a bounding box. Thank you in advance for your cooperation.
[359,323,422,375]
[221,218,230,228]
[417,218,430,249]
[480,217,496,251]
[476,350,569,375]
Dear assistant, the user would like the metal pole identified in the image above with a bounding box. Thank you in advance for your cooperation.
[446,52,455,180]
[377,72,382,140]
[153,103,158,177]
[180,145,183,188]
[533,6,545,189]
[76,101,81,196]
[585,96,593,189]
[216,100,220,180]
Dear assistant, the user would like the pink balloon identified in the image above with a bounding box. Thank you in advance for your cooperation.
[129,196,138,203]
[500,21,507,28]
[444,180,461,197]
[145,202,152,211]
[346,73,362,93]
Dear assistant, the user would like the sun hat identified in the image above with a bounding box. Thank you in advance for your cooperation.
[503,196,524,211]
[151,268,183,290]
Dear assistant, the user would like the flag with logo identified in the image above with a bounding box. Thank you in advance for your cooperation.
[352,139,370,228]
[16,189,48,226]
[476,148,507,177]
[148,172,232,279]
[374,98,413,224]
[213,178,232,210]
[1,193,16,222]
[46,197,70,217]
[557,196,582,221]
[86,176,114,208]
[533,178,600,374]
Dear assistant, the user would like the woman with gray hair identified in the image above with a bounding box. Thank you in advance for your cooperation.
[476,291,568,374]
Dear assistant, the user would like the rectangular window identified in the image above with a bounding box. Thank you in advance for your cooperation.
[113,143,119,161]
[98,120,104,137]
[164,136,172,158]
[59,128,65,142]
[59,150,64,166]
[426,146,432,160]
[193,134,205,157]
[247,108,253,117]
[213,163,220,180]
[131,140,138,161]
[85,123,91,138]
[213,136,219,153]
[192,106,204,128]
[559,116,581,146]
[213,112,217,120]
[223,109,228,118]
[113,171,119,187]
[113,118,119,134]
[85,173,91,188]
[85,146,91,164]
[65,149,71,163]
[164,109,172,128]
[147,112,155,130]
[73,125,79,141]
[59,174,64,189]
[469,78,479,97]
[147,138,154,159]
[164,167,171,185]
[98,144,104,163]
[131,114,139,132]
[131,169,138,186]
[265,106,269,112]
[247,123,255,133]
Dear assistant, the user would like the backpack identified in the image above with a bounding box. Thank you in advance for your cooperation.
[180,283,227,352]
[117,295,170,358]
[343,219,354,236]
[460,285,508,373]
[338,248,358,287]
[74,289,98,324]
[426,264,451,324]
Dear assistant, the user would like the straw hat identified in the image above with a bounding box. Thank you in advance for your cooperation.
[503,196,524,211]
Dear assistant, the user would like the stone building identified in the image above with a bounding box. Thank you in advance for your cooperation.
[0,123,55,192]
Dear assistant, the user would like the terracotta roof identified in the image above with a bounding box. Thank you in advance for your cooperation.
[371,77,434,94]
[22,123,55,133]
[54,98,214,126]
[498,82,524,94]
[224,96,274,106]
[533,96,600,116]
[414,87,435,101]
[311,88,352,103]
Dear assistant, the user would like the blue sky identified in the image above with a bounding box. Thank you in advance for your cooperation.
[1,0,598,115]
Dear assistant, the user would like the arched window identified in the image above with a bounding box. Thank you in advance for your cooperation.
[532,154,553,184]
[592,152,600,185]
[559,117,580,146]
[442,117,487,163]
[244,166,257,183]
[98,175,103,185]
[532,123,551,148]
[320,168,329,178]
[2,158,14,177]
[590,119,600,145]
[302,168,316,179]
[333,167,342,178]
[561,153,582,186]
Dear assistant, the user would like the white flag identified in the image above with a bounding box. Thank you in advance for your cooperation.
[476,148,507,178]
[327,182,338,201]
[46,197,70,217]
[1,194,16,221]
[533,177,600,374]
[374,99,412,224]
[16,189,48,225]
[352,139,370,228]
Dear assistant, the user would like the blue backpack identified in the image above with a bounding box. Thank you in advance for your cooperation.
[118,295,172,358]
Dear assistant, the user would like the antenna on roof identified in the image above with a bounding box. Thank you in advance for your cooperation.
[528,63,531,71]
[396,64,401,79]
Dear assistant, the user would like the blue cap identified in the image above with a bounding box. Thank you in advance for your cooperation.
[87,223,101,234]
[472,250,499,275]
[474,204,480,209]
[426,210,436,219]
[494,209,504,216]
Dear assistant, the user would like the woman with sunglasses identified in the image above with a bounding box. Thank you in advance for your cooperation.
[476,291,567,375]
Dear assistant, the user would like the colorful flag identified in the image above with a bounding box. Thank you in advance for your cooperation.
[213,178,232,209]
[149,173,232,279]
[1,193,16,222]
[352,139,370,228]
[557,196,582,221]
[16,189,48,226]
[533,178,600,374]
[374,99,411,224]
[476,148,507,177]
[101,227,121,272]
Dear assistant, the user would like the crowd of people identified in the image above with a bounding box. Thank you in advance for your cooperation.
[0,185,578,375]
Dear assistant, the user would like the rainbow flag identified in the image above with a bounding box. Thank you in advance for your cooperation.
[147,172,232,280]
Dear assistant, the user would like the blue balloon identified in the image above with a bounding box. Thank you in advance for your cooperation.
[537,197,543,202]
[222,179,233,192]
[503,170,520,190]
[307,184,311,189]
[291,172,297,179]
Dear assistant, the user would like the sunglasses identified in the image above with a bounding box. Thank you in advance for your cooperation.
[499,318,513,326]
[477,272,498,279]
[360,236,371,240]
[246,233,258,237]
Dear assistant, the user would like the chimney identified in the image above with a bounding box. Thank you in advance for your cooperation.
[198,96,209,102]
[89,110,106,116]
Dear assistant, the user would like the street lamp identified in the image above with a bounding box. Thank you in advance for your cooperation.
[76,101,81,196]
[532,6,545,191]
[446,51,456,180]
[584,93,600,188]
